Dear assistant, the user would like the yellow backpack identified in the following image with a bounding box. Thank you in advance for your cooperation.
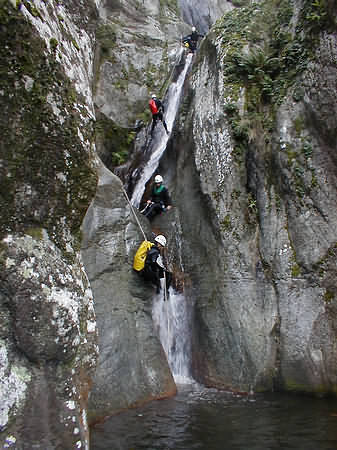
[133,240,154,271]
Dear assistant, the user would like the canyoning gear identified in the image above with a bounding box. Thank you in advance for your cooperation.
[153,184,165,195]
[149,98,159,114]
[154,234,167,247]
[150,97,164,114]
[142,201,167,220]
[141,244,172,295]
[149,96,168,135]
[142,179,172,221]
[157,254,165,268]
[140,202,152,214]
[151,184,171,206]
[155,175,163,183]
[182,29,204,53]
[133,240,154,271]
[151,94,157,98]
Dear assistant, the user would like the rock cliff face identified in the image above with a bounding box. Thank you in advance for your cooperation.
[2,0,337,447]
[0,1,98,448]
[177,0,233,34]
[81,163,176,420]
[85,0,233,421]
[93,0,233,171]
[171,0,337,394]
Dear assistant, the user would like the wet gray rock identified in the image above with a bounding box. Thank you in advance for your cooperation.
[1,234,97,449]
[0,1,98,448]
[169,3,337,394]
[94,0,189,128]
[81,162,176,421]
[177,0,233,34]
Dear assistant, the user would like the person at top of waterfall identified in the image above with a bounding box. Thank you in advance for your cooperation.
[149,94,169,136]
[142,234,172,296]
[142,174,172,221]
[182,26,204,53]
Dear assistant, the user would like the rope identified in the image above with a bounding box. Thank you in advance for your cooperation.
[121,187,147,242]
[163,271,167,302]
[122,185,169,301]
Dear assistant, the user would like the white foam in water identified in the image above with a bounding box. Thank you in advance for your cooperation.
[131,51,193,208]
[152,284,193,384]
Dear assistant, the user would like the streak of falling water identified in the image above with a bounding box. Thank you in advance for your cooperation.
[131,51,193,208]
[152,287,193,384]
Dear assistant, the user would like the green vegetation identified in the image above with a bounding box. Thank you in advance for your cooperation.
[291,263,301,278]
[220,215,232,232]
[71,38,80,51]
[247,193,257,213]
[304,0,336,30]
[216,0,324,143]
[95,114,136,168]
[0,2,97,257]
[323,290,334,303]
[223,102,249,164]
[222,3,308,108]
[20,0,43,19]
[96,23,117,58]
[212,0,331,213]
[49,37,58,51]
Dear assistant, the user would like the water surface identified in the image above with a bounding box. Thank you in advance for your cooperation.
[91,383,337,450]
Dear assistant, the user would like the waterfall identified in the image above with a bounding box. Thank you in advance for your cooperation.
[129,49,194,383]
[152,289,193,384]
[131,51,193,209]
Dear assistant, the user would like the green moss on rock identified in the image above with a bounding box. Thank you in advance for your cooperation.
[95,113,136,170]
[0,2,97,257]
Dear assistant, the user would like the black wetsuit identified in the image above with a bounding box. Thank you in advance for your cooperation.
[141,245,172,293]
[150,98,168,134]
[182,30,204,52]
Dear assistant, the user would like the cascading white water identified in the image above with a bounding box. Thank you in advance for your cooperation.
[152,288,193,384]
[129,49,194,383]
[131,51,193,209]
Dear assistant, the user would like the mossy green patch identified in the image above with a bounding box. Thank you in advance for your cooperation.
[220,215,232,232]
[291,263,301,278]
[213,0,329,211]
[323,290,334,303]
[0,2,97,258]
[25,227,44,241]
[95,113,136,169]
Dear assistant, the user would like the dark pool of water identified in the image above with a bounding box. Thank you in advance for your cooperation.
[91,383,337,450]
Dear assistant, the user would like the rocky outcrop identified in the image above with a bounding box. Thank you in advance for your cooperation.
[81,163,176,421]
[177,0,233,34]
[3,0,337,448]
[93,0,233,174]
[0,1,98,448]
[170,0,337,394]
[93,0,188,170]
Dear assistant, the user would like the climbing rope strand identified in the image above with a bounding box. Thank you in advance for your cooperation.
[122,187,147,242]
[122,186,169,300]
